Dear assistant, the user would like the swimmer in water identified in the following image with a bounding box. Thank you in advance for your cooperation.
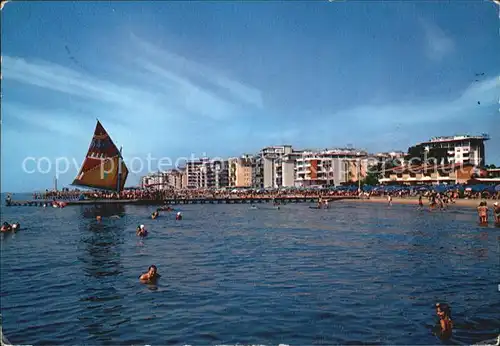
[1,222,12,232]
[477,201,488,224]
[136,224,148,237]
[11,223,20,231]
[96,215,102,222]
[176,212,182,220]
[139,265,161,283]
[435,303,453,340]
[151,211,159,219]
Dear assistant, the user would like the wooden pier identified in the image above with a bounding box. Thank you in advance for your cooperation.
[5,196,358,207]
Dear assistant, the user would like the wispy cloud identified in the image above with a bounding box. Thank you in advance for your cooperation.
[137,59,237,120]
[2,102,90,140]
[2,33,264,125]
[273,75,498,151]
[2,36,266,158]
[130,33,264,109]
[2,56,147,107]
[420,19,455,62]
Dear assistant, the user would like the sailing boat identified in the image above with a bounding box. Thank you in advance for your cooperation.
[72,120,129,192]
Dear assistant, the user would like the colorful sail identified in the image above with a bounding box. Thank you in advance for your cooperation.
[72,120,128,192]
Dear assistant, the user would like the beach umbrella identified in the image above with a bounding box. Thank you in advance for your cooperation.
[470,185,486,193]
[484,185,496,193]
[433,185,447,193]
[495,185,500,192]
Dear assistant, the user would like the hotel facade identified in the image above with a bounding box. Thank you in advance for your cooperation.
[379,163,477,185]
[407,134,489,166]
[294,148,369,187]
[184,158,229,189]
[228,155,254,188]
[260,145,298,188]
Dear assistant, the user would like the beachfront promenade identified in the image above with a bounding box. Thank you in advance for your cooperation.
[5,196,359,207]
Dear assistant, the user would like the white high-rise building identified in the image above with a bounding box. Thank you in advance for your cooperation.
[294,148,369,187]
[409,134,490,166]
[185,158,229,189]
[260,145,301,188]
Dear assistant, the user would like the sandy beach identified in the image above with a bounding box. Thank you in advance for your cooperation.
[343,196,497,209]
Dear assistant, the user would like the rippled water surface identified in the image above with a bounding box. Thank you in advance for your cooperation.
[1,196,499,345]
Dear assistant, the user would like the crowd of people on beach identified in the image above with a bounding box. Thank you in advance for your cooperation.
[31,186,500,202]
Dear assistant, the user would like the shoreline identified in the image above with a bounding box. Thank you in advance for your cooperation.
[5,196,498,209]
[344,197,495,208]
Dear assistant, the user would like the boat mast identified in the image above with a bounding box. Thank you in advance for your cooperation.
[117,146,123,194]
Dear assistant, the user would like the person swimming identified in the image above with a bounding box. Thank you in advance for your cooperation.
[11,223,20,231]
[151,211,159,219]
[1,222,12,232]
[96,215,102,222]
[176,212,182,220]
[435,303,453,340]
[139,265,161,283]
[136,224,148,237]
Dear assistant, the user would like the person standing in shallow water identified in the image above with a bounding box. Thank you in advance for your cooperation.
[493,202,500,224]
[477,201,488,224]
[435,303,453,340]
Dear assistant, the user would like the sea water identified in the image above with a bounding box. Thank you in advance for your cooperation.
[1,194,499,345]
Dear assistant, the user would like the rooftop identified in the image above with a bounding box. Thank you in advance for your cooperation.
[420,134,490,144]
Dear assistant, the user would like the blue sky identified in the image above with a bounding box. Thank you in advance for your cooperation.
[1,1,499,192]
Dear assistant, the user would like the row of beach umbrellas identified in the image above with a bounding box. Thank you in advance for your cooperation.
[330,184,500,194]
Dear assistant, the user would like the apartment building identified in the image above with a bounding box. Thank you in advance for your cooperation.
[228,155,254,188]
[407,134,489,166]
[259,145,303,188]
[295,148,369,187]
[185,158,229,189]
[140,171,169,190]
[140,169,185,190]
[252,156,264,189]
[180,167,188,189]
[166,169,184,190]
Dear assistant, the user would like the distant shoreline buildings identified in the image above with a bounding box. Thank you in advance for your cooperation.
[140,134,496,190]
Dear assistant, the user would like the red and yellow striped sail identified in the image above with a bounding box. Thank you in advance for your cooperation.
[72,120,128,192]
